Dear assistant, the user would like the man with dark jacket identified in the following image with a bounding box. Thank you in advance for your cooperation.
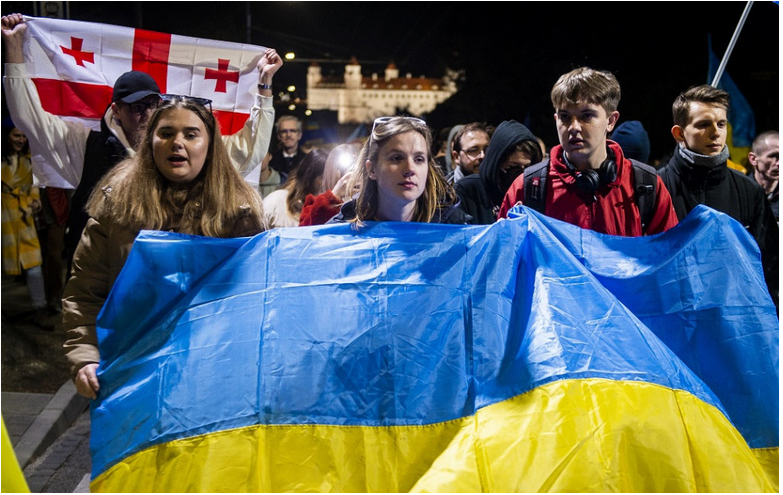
[747,130,779,221]
[268,115,308,177]
[658,84,778,307]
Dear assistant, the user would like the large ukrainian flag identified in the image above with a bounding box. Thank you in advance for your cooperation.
[89,206,778,492]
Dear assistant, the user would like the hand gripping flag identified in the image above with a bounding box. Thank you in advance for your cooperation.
[21,15,267,135]
[89,206,777,492]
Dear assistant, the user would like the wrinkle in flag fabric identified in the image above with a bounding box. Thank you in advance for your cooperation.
[90,206,778,492]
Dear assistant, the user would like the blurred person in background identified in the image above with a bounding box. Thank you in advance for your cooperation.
[299,143,361,226]
[264,147,329,228]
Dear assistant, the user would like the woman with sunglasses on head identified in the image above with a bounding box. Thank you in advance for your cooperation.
[63,96,266,400]
[328,116,471,225]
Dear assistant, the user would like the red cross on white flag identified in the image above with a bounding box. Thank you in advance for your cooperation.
[21,15,268,135]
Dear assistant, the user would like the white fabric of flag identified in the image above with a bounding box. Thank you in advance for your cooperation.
[22,15,267,133]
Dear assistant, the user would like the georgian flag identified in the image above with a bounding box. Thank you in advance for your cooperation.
[21,15,268,135]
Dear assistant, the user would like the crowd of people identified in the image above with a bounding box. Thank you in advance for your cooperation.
[1,12,778,401]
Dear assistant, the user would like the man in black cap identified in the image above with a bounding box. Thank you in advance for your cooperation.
[2,13,282,275]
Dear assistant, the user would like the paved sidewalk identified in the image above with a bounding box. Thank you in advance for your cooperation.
[2,380,89,469]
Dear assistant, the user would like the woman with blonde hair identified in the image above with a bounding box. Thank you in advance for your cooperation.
[63,95,265,399]
[328,116,470,225]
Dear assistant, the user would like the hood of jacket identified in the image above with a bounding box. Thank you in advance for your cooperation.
[480,120,536,206]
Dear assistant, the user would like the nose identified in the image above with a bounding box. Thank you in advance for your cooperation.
[171,134,185,149]
[564,116,580,134]
[139,107,155,123]
[402,158,417,177]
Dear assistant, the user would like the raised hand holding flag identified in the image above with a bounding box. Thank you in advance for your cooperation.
[1,14,281,188]
[20,14,272,133]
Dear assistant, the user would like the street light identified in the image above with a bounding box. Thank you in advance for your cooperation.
[285,52,295,60]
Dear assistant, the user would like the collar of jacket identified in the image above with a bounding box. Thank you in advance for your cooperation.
[670,148,728,186]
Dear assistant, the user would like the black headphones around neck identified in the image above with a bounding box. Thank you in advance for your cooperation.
[564,148,617,198]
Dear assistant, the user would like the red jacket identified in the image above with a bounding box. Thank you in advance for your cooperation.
[498,142,679,236]
[299,190,343,226]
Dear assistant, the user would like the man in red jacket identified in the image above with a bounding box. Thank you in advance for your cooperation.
[498,67,678,236]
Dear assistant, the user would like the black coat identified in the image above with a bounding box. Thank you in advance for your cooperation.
[268,147,307,177]
[65,117,128,272]
[658,147,778,307]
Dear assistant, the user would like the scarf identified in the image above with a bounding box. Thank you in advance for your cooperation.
[677,143,730,168]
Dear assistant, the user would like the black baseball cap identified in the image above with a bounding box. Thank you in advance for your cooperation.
[111,71,161,103]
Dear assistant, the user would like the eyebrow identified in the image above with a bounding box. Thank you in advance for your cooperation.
[383,148,427,154]
[156,126,203,133]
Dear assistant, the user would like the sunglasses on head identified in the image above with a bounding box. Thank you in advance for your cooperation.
[160,94,213,113]
[371,116,427,136]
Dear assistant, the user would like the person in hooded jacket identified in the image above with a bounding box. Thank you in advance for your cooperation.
[328,116,470,225]
[1,13,281,276]
[454,120,542,225]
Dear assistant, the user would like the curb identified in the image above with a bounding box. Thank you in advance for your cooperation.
[15,381,89,468]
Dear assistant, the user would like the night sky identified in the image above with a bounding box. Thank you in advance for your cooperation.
[1,1,779,162]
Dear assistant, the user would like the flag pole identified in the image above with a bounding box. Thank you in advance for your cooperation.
[711,1,754,87]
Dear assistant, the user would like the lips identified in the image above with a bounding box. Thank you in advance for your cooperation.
[168,155,187,164]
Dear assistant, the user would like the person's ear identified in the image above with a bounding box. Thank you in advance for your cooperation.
[365,159,376,179]
[671,125,685,143]
[451,149,459,167]
[110,102,122,125]
[606,111,620,132]
[747,151,758,168]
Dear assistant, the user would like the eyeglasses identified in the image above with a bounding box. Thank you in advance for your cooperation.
[371,116,427,136]
[278,128,300,135]
[160,94,213,113]
[127,100,159,115]
[460,146,488,159]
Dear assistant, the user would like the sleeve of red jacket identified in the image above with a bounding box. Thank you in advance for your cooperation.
[299,190,342,226]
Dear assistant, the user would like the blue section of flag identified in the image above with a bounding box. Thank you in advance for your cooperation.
[90,206,778,479]
[707,34,757,147]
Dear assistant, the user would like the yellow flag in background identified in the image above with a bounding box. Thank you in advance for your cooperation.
[2,416,30,493]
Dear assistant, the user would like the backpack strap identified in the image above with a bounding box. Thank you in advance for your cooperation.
[522,158,657,232]
[522,159,550,214]
[630,159,658,234]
